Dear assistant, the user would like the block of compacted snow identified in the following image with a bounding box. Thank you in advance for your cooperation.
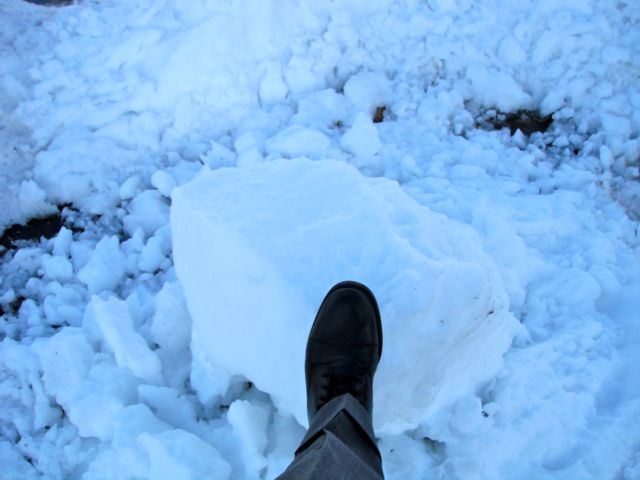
[171,158,519,433]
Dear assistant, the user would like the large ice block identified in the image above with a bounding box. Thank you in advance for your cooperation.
[171,158,518,432]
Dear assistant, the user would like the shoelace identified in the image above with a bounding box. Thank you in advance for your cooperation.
[317,366,367,409]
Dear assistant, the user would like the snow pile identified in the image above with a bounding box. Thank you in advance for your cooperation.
[0,0,639,479]
[172,158,520,431]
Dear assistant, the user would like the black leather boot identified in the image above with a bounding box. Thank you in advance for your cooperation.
[305,281,383,422]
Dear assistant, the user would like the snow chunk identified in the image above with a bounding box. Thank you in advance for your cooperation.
[77,235,126,294]
[123,190,169,237]
[18,180,57,220]
[68,363,138,440]
[259,63,288,106]
[265,126,330,158]
[52,227,73,257]
[292,89,349,131]
[36,327,94,406]
[138,385,196,431]
[467,65,531,112]
[200,141,236,169]
[120,176,142,201]
[171,158,518,431]
[87,296,162,384]
[138,226,171,273]
[138,429,231,480]
[34,328,137,440]
[227,400,270,477]
[34,132,133,214]
[0,441,37,479]
[190,335,231,406]
[151,281,191,352]
[344,72,392,115]
[151,171,177,198]
[341,112,382,160]
[234,133,264,168]
[40,254,73,282]
[497,35,527,65]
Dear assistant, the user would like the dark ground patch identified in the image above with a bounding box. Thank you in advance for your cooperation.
[476,109,553,136]
[373,106,386,123]
[0,210,66,250]
[24,0,73,5]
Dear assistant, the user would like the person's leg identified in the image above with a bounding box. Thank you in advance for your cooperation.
[276,281,384,479]
[277,393,383,479]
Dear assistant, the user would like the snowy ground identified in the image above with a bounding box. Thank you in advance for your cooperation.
[1,0,639,479]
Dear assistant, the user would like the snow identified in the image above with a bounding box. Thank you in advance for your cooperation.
[139,429,232,480]
[0,0,639,479]
[76,235,125,294]
[150,281,191,352]
[227,399,271,477]
[264,126,330,158]
[87,296,162,385]
[340,112,383,161]
[343,72,392,116]
[171,158,519,432]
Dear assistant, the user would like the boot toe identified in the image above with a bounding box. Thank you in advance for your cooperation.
[310,287,381,348]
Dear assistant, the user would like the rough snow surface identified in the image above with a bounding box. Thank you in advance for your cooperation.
[0,0,639,479]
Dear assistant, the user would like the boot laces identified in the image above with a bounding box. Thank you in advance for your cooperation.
[317,366,367,409]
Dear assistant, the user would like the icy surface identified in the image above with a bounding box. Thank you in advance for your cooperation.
[0,0,639,479]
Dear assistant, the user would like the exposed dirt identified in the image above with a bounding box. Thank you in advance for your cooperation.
[373,106,386,123]
[477,109,553,136]
[24,0,73,5]
[0,212,65,250]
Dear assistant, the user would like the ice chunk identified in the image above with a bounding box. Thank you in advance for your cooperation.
[171,158,518,431]
[87,296,162,384]
[77,235,125,294]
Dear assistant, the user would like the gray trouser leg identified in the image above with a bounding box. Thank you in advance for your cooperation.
[276,394,384,480]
